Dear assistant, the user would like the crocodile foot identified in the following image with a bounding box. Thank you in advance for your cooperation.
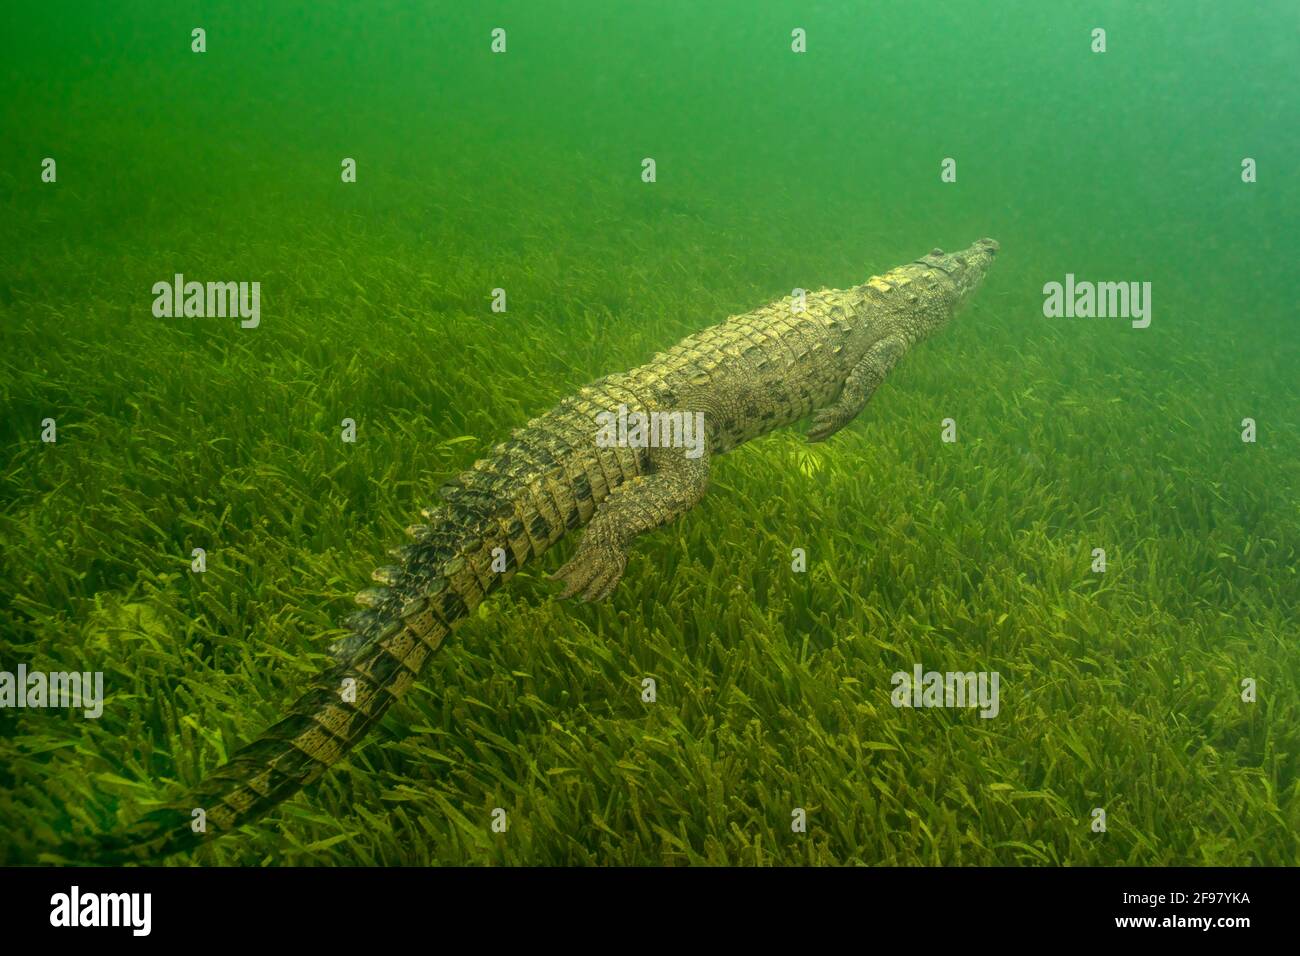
[551,543,628,602]
[806,407,847,443]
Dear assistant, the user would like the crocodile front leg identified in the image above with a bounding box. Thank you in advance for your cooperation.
[807,333,908,442]
[552,442,710,602]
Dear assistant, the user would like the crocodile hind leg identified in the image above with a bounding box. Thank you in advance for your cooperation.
[552,442,710,602]
[807,333,908,442]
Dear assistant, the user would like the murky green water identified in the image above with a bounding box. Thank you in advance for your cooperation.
[1,2,1296,865]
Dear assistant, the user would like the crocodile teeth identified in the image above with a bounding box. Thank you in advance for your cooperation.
[371,565,403,586]
[354,587,391,608]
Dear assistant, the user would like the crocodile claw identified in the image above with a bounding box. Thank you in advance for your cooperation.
[550,544,627,603]
[806,407,845,443]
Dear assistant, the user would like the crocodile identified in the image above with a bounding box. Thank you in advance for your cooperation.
[90,237,999,861]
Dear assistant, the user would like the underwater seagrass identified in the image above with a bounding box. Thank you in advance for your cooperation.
[91,238,999,861]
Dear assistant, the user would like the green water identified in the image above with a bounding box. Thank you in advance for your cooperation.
[0,2,1296,865]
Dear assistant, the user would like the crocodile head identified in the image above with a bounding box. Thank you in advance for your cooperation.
[878,238,998,344]
[941,237,999,314]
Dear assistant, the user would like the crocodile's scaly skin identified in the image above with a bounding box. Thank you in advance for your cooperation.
[94,238,998,860]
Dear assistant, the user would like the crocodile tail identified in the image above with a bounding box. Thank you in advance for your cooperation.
[87,542,485,864]
[79,412,606,863]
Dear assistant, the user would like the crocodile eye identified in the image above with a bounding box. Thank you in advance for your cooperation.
[930,248,943,257]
